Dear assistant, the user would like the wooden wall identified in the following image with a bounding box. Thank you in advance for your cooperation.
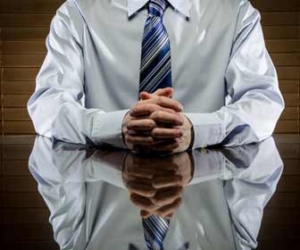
[0,0,299,136]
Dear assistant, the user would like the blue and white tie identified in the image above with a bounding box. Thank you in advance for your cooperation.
[142,214,170,250]
[139,0,172,94]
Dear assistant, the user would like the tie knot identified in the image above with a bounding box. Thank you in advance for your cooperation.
[148,0,168,17]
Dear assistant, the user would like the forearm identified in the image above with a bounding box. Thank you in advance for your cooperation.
[185,88,284,149]
[28,91,129,148]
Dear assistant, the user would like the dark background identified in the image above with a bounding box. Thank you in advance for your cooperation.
[0,0,299,135]
[0,1,299,249]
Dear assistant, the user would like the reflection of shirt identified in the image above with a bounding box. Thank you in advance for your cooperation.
[46,180,238,250]
[29,136,283,250]
[27,0,284,149]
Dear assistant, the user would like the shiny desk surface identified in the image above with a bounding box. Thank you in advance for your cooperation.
[1,135,299,250]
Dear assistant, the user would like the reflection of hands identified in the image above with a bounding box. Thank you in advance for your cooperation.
[122,152,193,218]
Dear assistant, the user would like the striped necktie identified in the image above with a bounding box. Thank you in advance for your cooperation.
[142,214,170,250]
[129,242,189,250]
[129,243,189,250]
[139,0,172,94]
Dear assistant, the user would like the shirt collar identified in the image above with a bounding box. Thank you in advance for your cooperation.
[127,0,191,18]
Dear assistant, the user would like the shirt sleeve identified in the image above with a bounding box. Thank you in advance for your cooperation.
[223,137,283,249]
[185,1,285,149]
[27,1,129,148]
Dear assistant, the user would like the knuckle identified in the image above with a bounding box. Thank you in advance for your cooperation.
[155,110,163,119]
[153,104,161,111]
[157,112,165,117]
[145,104,154,113]
[157,96,163,105]
[147,137,154,144]
[174,100,180,106]
[125,135,132,143]
[147,190,156,197]
[147,120,155,128]
[177,129,183,137]
[157,211,165,217]
[149,204,157,210]
[150,111,158,120]
[151,128,159,136]
[151,197,160,203]
[165,108,175,113]
[171,130,177,137]
[126,122,134,130]
[126,136,134,144]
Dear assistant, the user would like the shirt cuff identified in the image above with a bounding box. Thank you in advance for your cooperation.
[91,109,130,149]
[184,113,224,149]
[189,149,225,185]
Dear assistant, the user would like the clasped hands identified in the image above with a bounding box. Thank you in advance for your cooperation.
[122,88,193,154]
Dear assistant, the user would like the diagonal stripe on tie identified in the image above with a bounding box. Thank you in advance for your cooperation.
[139,0,172,94]
[140,51,170,87]
[141,32,169,68]
[142,214,170,250]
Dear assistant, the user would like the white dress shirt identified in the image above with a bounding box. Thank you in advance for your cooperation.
[27,0,284,149]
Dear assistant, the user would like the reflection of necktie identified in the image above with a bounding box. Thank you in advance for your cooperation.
[142,214,170,250]
[129,242,190,250]
[139,0,172,94]
[178,242,190,250]
[129,243,140,250]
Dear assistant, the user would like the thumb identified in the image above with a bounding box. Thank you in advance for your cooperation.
[140,88,174,100]
[140,92,152,100]
[154,87,174,97]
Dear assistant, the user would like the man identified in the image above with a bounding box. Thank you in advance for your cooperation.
[27,0,284,154]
